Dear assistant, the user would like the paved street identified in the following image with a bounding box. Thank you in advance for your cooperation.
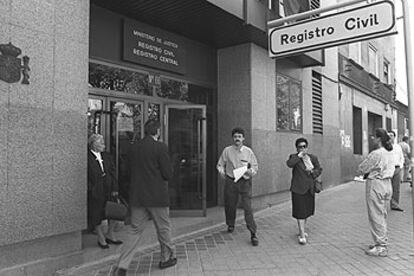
[71,181,414,276]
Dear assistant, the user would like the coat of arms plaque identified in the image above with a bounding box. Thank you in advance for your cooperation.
[0,42,30,84]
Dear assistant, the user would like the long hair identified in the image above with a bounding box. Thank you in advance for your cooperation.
[375,128,393,151]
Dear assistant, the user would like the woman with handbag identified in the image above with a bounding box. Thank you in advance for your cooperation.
[88,134,123,249]
[287,137,322,245]
[357,128,394,257]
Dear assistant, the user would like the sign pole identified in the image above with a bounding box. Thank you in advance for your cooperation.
[400,0,414,236]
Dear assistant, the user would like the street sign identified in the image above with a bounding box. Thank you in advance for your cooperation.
[268,1,396,58]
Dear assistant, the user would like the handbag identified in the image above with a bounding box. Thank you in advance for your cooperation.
[314,178,323,193]
[105,196,128,221]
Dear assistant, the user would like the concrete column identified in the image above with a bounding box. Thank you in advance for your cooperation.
[217,44,252,204]
[0,0,89,274]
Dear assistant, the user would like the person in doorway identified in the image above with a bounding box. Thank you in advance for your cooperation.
[399,135,411,184]
[113,120,176,276]
[88,134,123,249]
[286,138,322,245]
[358,128,394,257]
[217,127,259,246]
[388,130,404,211]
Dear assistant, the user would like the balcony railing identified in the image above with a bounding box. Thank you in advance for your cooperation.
[338,54,395,103]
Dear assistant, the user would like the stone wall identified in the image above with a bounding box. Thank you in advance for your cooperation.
[0,0,89,273]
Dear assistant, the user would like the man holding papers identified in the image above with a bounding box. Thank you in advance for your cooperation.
[217,127,259,246]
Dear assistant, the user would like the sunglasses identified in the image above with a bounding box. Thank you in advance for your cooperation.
[297,144,307,149]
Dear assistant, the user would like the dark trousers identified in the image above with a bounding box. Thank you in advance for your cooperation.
[224,176,257,234]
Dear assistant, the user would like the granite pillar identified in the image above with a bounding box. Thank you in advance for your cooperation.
[0,0,89,274]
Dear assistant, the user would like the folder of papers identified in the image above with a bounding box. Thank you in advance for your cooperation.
[233,166,248,182]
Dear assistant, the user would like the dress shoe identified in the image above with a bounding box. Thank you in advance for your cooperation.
[391,206,404,212]
[227,225,234,233]
[97,241,109,249]
[106,238,123,245]
[159,257,177,269]
[251,235,259,246]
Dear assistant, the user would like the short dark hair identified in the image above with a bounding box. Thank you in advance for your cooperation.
[388,130,396,136]
[144,120,161,136]
[295,137,308,148]
[231,127,245,137]
[403,136,409,142]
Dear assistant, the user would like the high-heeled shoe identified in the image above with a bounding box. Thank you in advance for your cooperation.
[98,241,109,249]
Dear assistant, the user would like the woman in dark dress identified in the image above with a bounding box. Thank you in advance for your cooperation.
[287,138,322,245]
[88,134,122,249]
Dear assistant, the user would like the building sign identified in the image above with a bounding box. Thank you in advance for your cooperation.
[268,1,395,58]
[123,19,186,74]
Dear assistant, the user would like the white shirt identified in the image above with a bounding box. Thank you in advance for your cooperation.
[358,147,395,179]
[91,150,105,172]
[216,145,258,179]
[391,143,404,168]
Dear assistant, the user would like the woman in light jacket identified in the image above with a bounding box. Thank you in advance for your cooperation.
[287,137,322,245]
[358,128,394,257]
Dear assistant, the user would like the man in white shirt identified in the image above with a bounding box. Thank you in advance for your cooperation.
[399,136,411,183]
[388,131,404,211]
[217,127,259,246]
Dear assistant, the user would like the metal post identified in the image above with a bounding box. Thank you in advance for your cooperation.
[400,0,414,235]
[267,0,368,28]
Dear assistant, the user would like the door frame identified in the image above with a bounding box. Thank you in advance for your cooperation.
[107,97,145,181]
[165,104,207,217]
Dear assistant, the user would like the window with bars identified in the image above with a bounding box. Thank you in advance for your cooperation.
[312,71,323,134]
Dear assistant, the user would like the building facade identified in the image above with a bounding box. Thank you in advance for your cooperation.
[337,34,397,181]
[0,0,397,275]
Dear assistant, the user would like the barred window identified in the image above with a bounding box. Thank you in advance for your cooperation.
[276,73,302,132]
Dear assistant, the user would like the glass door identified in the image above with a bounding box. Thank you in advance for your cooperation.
[87,96,105,137]
[165,105,207,217]
[109,99,144,203]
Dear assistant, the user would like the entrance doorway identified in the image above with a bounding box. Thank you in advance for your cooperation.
[166,105,207,216]
[368,111,383,153]
[88,96,144,202]
[88,96,210,216]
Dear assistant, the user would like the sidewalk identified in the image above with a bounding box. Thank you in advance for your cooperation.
[60,181,414,276]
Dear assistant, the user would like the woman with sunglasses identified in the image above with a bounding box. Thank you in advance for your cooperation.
[287,137,322,245]
[357,128,394,257]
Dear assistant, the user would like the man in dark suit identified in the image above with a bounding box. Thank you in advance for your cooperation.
[113,120,176,276]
